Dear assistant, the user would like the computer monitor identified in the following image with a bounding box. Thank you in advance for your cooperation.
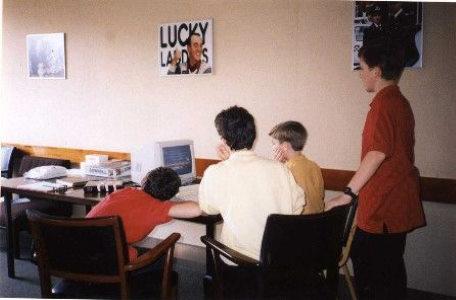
[131,140,196,185]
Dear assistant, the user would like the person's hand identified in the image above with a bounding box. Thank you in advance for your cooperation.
[171,49,181,66]
[324,194,352,211]
[272,144,287,163]
[216,143,231,161]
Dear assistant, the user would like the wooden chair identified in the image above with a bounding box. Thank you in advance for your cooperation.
[201,201,357,300]
[27,209,180,300]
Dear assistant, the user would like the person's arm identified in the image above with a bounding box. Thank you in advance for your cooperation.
[168,201,202,218]
[325,150,386,210]
[198,167,221,215]
[167,50,181,74]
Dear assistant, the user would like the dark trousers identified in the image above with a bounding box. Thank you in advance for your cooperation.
[351,227,407,300]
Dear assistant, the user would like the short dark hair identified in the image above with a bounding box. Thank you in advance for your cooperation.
[358,40,405,80]
[269,121,308,151]
[214,106,256,151]
[186,33,201,47]
[141,167,181,201]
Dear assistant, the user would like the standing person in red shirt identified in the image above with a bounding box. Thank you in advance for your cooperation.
[87,167,201,262]
[325,40,425,299]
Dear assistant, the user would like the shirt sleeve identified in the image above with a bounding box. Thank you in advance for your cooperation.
[365,103,394,158]
[198,167,221,215]
[153,200,175,224]
[286,168,305,214]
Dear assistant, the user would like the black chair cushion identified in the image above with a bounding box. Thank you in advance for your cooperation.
[218,263,259,299]
[219,263,329,299]
[52,270,178,299]
[0,198,61,227]
[0,197,73,229]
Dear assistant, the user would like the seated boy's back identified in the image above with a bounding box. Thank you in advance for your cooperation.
[86,167,201,262]
[200,150,304,260]
[87,187,173,260]
[285,154,324,214]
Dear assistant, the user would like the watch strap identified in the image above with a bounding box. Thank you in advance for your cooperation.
[343,187,358,200]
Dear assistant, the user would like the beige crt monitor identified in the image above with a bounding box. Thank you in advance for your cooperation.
[130,140,196,185]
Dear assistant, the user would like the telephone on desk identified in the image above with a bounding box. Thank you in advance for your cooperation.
[24,165,68,180]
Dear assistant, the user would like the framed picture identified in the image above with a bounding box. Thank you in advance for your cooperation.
[352,2,423,70]
[159,19,213,76]
[26,33,66,79]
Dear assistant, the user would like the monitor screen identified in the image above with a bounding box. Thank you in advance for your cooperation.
[131,139,195,185]
[162,145,192,175]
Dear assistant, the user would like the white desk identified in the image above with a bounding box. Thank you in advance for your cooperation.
[150,183,207,246]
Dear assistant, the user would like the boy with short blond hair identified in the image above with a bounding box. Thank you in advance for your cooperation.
[269,121,324,214]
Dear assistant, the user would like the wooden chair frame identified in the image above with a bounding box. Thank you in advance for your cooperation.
[27,209,180,300]
[338,215,358,300]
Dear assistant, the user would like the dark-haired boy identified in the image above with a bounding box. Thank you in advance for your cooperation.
[199,106,304,261]
[325,41,425,299]
[269,121,324,215]
[87,167,201,262]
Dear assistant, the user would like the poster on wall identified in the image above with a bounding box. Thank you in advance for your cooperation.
[159,19,213,76]
[26,33,66,79]
[352,2,422,70]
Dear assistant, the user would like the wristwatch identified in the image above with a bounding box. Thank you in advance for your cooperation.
[343,187,358,200]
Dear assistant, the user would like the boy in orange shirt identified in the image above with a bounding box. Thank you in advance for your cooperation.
[269,121,325,215]
[87,167,201,262]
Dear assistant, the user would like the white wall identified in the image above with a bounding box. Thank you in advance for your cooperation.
[2,0,455,296]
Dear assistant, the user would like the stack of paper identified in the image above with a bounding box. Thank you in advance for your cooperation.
[17,182,66,192]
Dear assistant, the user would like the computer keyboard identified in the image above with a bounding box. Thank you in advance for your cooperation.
[174,184,199,202]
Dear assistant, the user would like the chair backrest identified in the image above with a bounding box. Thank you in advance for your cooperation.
[259,203,352,274]
[18,155,71,176]
[1,146,17,178]
[27,209,129,279]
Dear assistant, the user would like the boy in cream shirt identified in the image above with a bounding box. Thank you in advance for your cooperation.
[199,106,304,260]
[269,121,325,215]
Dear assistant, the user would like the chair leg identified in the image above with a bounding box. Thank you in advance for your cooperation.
[13,222,21,259]
[211,251,224,300]
[342,265,357,300]
[120,280,129,300]
[162,246,175,300]
[38,269,53,298]
[171,284,178,300]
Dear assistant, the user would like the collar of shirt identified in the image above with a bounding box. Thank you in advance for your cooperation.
[287,153,307,164]
[228,149,256,160]
[370,84,400,108]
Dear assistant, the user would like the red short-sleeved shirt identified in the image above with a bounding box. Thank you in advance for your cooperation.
[358,85,425,234]
[87,187,174,261]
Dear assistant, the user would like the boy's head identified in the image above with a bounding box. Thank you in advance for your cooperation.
[214,106,256,151]
[269,121,308,152]
[358,39,405,81]
[141,167,181,201]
